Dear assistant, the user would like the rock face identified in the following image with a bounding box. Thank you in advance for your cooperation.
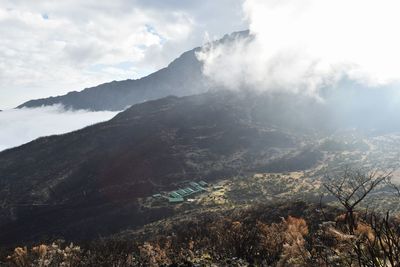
[17,31,250,111]
[0,90,326,245]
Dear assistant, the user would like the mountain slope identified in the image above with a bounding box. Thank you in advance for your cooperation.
[0,90,325,245]
[17,31,250,111]
[17,48,206,111]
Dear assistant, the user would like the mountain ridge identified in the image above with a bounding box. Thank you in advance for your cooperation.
[0,89,323,245]
[17,30,250,111]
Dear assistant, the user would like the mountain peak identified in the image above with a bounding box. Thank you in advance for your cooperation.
[16,30,250,111]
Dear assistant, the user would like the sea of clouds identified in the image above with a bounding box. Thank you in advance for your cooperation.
[0,105,118,151]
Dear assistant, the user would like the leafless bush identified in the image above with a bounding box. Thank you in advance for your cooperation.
[3,169,400,267]
[6,240,81,267]
[324,168,390,233]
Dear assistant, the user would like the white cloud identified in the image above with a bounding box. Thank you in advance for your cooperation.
[0,0,245,109]
[197,0,400,96]
[0,0,246,152]
[0,106,118,151]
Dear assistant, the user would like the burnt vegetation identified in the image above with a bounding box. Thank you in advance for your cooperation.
[0,90,326,245]
[2,169,400,266]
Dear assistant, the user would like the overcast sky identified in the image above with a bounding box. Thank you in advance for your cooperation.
[0,0,246,109]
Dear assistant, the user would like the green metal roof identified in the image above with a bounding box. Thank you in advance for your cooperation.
[199,181,208,187]
[168,197,184,203]
[185,187,195,193]
[189,182,199,187]
[191,184,206,191]
[170,192,181,198]
[180,189,189,195]
[177,189,188,196]
[166,181,208,202]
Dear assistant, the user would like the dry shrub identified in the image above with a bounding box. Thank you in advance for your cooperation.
[6,241,81,267]
[325,226,355,242]
[278,216,310,267]
[355,222,375,242]
[257,220,286,264]
[4,200,400,266]
[138,240,172,267]
[7,247,28,267]
[207,218,258,260]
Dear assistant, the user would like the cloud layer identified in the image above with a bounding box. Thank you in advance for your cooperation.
[197,0,400,96]
[0,0,245,108]
[0,106,118,151]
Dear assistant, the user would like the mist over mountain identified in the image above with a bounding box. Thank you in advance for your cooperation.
[3,80,400,246]
[16,31,249,111]
[0,90,320,244]
[0,106,118,152]
[17,48,205,111]
[5,0,400,265]
[2,20,400,249]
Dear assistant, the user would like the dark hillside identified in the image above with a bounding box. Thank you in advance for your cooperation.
[0,90,325,245]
